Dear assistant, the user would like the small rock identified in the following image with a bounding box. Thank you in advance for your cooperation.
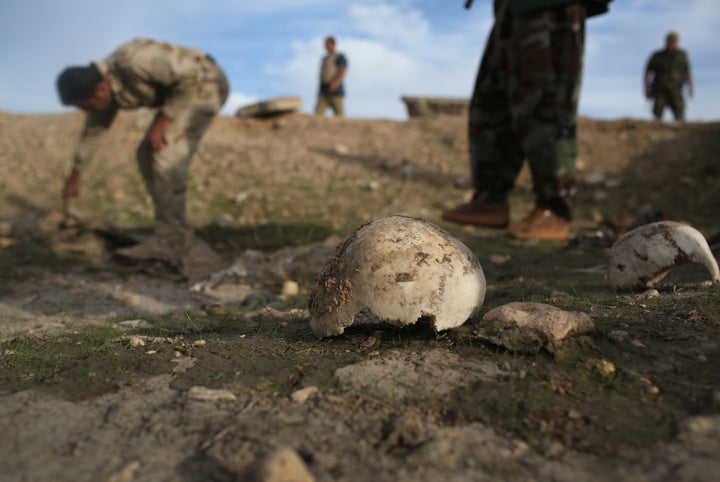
[476,302,594,354]
[108,460,141,482]
[234,191,251,204]
[636,289,660,299]
[128,336,146,347]
[333,144,350,156]
[172,356,196,373]
[290,386,319,403]
[282,280,299,297]
[594,359,616,376]
[245,448,315,482]
[117,319,153,329]
[488,254,511,265]
[187,386,237,402]
[583,172,606,185]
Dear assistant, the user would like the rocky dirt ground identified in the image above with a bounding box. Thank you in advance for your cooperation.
[1,110,719,481]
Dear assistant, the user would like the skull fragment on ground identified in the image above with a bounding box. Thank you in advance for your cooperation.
[608,221,720,290]
[308,216,486,338]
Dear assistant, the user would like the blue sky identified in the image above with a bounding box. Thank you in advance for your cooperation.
[1,0,718,121]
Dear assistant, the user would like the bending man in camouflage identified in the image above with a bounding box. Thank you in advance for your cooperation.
[56,38,229,277]
[644,31,693,122]
[443,0,610,241]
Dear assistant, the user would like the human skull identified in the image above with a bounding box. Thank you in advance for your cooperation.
[608,221,720,290]
[308,216,486,338]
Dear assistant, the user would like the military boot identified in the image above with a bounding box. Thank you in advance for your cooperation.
[508,207,570,242]
[442,195,510,228]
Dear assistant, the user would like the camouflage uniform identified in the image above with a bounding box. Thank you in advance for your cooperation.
[468,0,609,220]
[645,48,691,121]
[72,38,230,237]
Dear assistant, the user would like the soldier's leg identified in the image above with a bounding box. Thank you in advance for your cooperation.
[314,94,330,115]
[668,90,685,121]
[136,86,224,238]
[468,1,524,204]
[443,0,520,227]
[652,93,667,121]
[329,95,345,117]
[511,4,585,221]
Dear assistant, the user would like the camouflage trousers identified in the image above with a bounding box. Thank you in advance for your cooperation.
[468,0,586,219]
[136,60,229,238]
[651,87,685,121]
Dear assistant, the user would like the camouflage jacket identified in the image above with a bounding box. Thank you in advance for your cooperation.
[73,38,221,169]
[646,48,691,93]
[508,0,612,17]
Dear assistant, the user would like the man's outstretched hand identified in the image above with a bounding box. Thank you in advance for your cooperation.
[62,168,81,213]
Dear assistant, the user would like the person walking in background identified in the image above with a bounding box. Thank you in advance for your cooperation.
[442,0,611,242]
[644,31,693,122]
[314,36,348,117]
[56,37,229,277]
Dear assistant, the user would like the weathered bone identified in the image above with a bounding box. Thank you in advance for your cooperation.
[308,216,486,338]
[608,221,720,290]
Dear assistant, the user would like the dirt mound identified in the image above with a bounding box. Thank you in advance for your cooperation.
[1,110,719,481]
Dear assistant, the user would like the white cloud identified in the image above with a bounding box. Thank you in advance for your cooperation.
[0,0,718,121]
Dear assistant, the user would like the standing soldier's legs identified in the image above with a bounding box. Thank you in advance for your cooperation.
[499,4,585,241]
[469,0,524,203]
[329,95,345,117]
[668,89,685,121]
[314,94,330,115]
[442,0,518,228]
[652,92,667,120]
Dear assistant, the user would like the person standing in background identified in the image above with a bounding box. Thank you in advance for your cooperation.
[314,36,348,117]
[644,31,693,122]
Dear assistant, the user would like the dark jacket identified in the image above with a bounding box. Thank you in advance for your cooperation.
[509,0,612,18]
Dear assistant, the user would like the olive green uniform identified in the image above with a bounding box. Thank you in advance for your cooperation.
[645,48,691,121]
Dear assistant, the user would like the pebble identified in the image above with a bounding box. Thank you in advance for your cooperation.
[290,386,319,403]
[594,359,616,376]
[246,448,315,482]
[488,254,511,265]
[187,386,237,402]
[117,319,154,329]
[282,280,299,297]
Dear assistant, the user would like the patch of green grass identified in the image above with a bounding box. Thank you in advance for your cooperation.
[1,327,118,388]
[0,325,175,399]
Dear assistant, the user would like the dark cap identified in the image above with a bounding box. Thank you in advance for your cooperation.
[56,64,103,105]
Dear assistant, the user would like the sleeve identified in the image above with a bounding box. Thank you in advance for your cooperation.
[72,105,118,170]
[645,52,658,74]
[335,54,348,68]
[124,41,204,120]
